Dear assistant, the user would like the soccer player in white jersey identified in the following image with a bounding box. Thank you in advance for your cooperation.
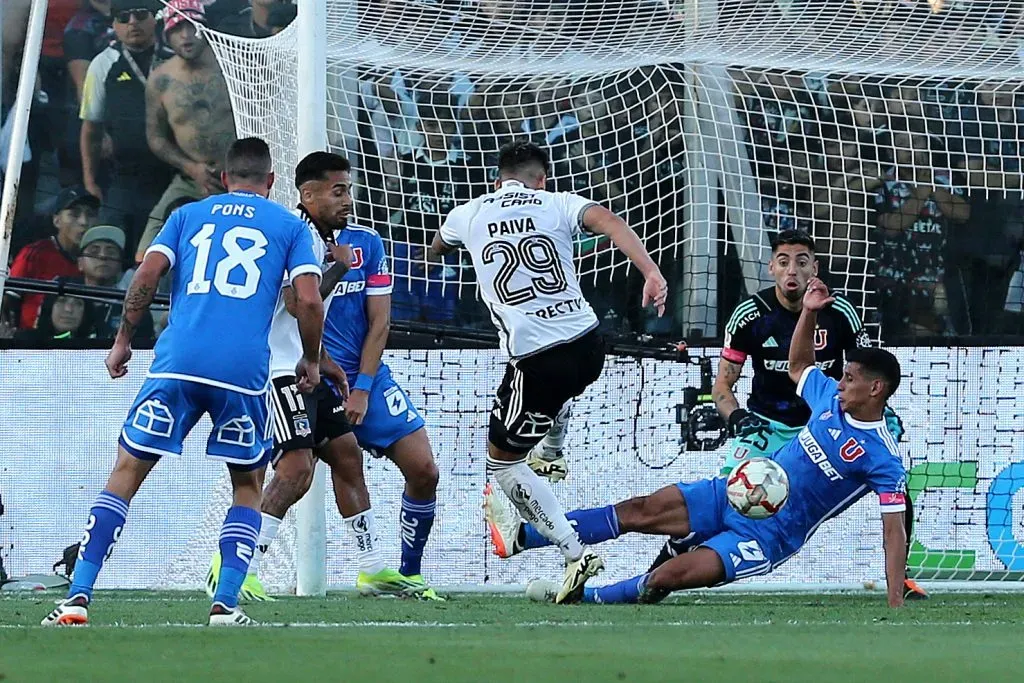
[431,140,669,602]
[42,138,324,626]
[497,278,909,607]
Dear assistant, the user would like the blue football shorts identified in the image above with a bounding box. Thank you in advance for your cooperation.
[674,476,783,583]
[119,377,272,470]
[352,364,425,455]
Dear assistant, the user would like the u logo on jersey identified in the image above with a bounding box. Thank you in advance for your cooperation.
[814,329,828,350]
[350,247,364,269]
[839,437,865,462]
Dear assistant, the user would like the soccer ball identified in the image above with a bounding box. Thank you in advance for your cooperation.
[726,458,790,520]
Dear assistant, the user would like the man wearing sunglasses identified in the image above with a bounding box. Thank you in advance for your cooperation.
[80,0,173,259]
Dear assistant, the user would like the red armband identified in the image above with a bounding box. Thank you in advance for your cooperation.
[721,348,747,364]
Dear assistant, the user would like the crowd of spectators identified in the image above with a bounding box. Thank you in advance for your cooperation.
[1,0,1022,344]
[734,68,1024,338]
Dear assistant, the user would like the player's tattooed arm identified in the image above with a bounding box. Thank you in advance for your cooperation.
[107,253,167,378]
[116,254,166,342]
[713,359,743,420]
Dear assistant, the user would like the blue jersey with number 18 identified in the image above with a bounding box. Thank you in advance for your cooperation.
[146,191,321,394]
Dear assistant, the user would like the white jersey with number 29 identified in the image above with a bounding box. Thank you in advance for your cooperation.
[439,180,599,357]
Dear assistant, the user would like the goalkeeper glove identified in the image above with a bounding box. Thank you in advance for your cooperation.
[883,405,905,443]
[727,408,770,439]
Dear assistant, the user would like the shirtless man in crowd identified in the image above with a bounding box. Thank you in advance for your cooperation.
[137,0,236,262]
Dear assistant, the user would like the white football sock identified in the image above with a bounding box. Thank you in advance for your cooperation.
[248,512,282,577]
[539,402,572,457]
[488,456,584,561]
[343,508,386,574]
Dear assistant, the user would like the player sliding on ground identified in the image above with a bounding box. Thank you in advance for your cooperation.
[207,152,442,600]
[431,140,668,603]
[643,228,926,600]
[488,277,910,607]
[43,138,325,626]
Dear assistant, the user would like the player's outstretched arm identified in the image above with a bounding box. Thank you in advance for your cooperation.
[291,272,324,393]
[787,277,835,385]
[582,205,667,317]
[105,252,170,379]
[882,511,908,608]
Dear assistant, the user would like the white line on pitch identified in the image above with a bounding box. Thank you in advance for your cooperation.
[0,620,1016,629]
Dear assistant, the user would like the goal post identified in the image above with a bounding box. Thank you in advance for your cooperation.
[0,0,48,303]
[292,0,329,599]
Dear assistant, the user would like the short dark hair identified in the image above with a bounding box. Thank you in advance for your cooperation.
[224,137,272,182]
[497,140,549,180]
[846,347,902,399]
[770,228,815,253]
[294,151,351,189]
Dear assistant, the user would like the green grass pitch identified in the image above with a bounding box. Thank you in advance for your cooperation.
[2,591,1023,682]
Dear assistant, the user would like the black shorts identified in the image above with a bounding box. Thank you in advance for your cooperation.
[268,375,353,465]
[489,328,605,454]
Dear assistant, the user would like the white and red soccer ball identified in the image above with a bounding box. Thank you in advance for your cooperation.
[726,458,790,520]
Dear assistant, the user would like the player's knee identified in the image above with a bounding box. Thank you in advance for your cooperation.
[321,436,362,475]
[404,455,439,496]
[648,549,724,592]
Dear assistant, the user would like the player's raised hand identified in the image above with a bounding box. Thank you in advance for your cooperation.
[802,277,835,312]
[295,357,321,393]
[106,342,132,379]
[642,269,669,317]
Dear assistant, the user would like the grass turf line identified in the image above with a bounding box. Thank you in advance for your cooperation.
[1,593,1022,682]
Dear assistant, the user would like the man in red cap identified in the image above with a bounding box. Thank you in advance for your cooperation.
[137,0,237,263]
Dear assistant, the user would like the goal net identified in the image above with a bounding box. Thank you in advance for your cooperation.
[64,0,1017,592]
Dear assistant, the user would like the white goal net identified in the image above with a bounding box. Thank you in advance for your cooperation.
[207,0,1024,340]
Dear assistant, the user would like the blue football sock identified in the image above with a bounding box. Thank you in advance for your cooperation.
[583,573,651,604]
[399,493,435,576]
[213,506,261,608]
[521,505,620,550]
[69,491,129,601]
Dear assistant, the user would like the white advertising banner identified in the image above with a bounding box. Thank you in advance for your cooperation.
[1,347,1021,590]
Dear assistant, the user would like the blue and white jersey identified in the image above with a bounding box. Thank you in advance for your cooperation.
[146,191,321,394]
[768,367,907,559]
[321,222,393,379]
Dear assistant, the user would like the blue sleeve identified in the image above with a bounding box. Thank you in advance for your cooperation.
[285,216,321,282]
[863,452,908,514]
[796,366,838,414]
[147,208,184,268]
[365,233,393,296]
